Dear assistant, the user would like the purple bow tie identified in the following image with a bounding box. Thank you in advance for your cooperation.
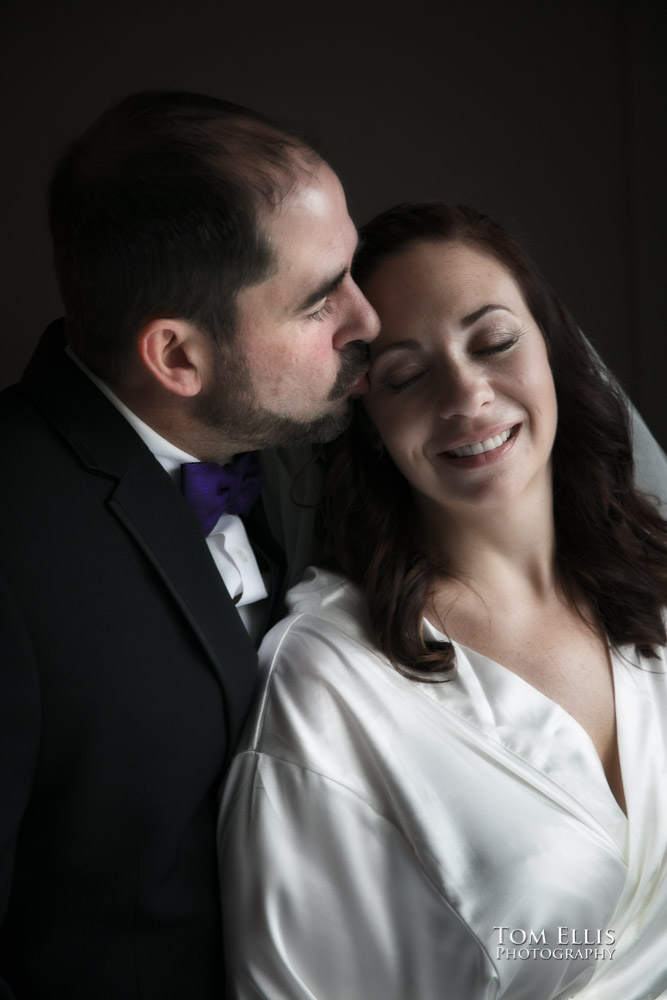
[181,451,263,535]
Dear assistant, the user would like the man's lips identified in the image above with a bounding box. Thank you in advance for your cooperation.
[349,371,370,395]
[330,342,371,400]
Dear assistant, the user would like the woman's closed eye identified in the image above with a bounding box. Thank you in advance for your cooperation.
[373,330,522,393]
[385,368,428,393]
[476,334,520,357]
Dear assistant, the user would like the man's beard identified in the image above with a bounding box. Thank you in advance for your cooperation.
[195,340,369,451]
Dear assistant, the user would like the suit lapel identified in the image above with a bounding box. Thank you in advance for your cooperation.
[22,321,257,748]
[109,456,257,740]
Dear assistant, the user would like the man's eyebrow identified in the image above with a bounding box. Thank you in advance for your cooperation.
[461,304,511,326]
[295,268,348,314]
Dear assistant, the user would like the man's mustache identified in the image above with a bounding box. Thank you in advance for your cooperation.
[329,341,371,400]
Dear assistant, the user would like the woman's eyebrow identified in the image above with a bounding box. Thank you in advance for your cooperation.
[372,305,516,360]
[461,303,512,327]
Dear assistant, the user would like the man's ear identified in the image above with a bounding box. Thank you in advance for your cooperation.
[137,319,207,397]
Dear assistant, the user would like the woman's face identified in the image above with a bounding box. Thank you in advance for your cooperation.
[362,239,558,521]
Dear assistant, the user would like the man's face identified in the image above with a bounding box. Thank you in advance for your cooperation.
[197,162,380,451]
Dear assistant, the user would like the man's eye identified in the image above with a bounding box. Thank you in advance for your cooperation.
[308,300,333,322]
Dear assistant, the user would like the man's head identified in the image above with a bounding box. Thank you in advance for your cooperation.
[49,90,378,456]
[195,159,379,449]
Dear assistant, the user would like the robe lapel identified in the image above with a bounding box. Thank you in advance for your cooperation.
[420,636,629,862]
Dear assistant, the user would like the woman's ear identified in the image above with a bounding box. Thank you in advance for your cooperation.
[137,319,207,397]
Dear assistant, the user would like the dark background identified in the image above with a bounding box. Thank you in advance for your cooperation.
[2,0,665,445]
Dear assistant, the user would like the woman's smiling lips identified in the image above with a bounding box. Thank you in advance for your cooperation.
[435,424,520,467]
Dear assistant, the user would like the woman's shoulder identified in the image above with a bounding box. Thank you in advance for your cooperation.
[282,565,369,635]
[259,566,378,678]
[241,568,401,760]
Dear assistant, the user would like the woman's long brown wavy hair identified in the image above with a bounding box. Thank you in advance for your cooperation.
[317,202,667,679]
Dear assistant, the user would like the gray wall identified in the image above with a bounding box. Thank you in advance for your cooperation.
[3,0,665,445]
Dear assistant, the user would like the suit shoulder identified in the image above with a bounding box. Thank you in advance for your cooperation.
[0,383,74,471]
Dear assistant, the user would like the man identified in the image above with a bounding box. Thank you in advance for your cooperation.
[0,90,378,999]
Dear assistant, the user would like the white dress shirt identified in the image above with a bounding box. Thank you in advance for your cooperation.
[219,567,667,1000]
[71,353,267,641]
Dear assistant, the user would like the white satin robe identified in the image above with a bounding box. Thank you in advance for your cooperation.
[219,568,667,1000]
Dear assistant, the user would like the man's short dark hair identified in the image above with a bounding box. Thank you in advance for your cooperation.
[48,90,322,383]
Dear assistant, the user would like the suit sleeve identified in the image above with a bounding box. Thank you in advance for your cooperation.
[0,573,41,998]
[219,752,497,1000]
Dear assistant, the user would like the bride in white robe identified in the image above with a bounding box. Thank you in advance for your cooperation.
[220,202,667,1000]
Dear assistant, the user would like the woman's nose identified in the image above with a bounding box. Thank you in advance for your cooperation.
[436,362,495,419]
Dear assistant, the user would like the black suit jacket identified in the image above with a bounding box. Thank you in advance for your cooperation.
[0,322,258,998]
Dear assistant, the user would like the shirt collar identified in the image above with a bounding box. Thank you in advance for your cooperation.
[67,348,197,485]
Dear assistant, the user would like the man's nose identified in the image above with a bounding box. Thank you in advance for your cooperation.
[332,280,380,350]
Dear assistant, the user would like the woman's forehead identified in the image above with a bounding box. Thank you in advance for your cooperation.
[362,240,524,329]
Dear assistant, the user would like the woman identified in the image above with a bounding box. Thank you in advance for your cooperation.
[219,203,667,1000]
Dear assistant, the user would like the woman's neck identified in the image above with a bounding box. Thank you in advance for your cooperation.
[421,486,558,609]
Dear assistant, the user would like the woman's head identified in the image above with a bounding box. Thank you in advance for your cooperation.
[359,235,558,525]
[354,204,609,506]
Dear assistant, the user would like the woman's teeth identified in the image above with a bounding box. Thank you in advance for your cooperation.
[448,428,512,458]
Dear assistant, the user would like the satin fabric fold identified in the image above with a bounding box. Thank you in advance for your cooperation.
[220,567,667,1000]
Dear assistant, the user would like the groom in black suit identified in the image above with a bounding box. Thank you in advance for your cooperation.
[0,91,378,999]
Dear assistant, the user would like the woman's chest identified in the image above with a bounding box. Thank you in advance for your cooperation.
[445,606,622,794]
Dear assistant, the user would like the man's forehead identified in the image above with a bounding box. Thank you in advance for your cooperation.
[262,175,356,264]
